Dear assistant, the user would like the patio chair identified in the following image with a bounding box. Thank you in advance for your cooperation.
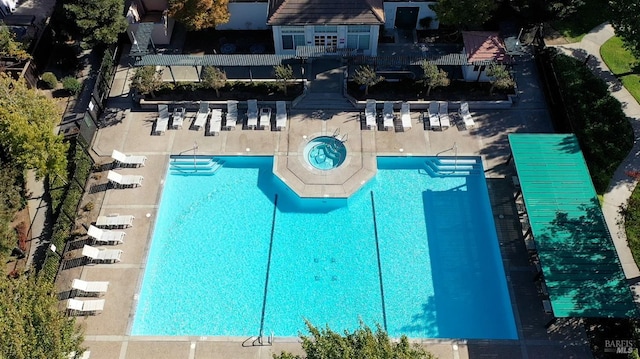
[66,299,105,315]
[171,107,186,129]
[107,170,143,188]
[71,279,109,295]
[383,101,394,131]
[459,101,475,128]
[95,214,134,229]
[154,104,169,135]
[111,150,146,168]
[87,225,125,245]
[82,245,123,263]
[225,100,238,130]
[193,102,210,130]
[276,101,287,130]
[365,99,376,130]
[208,109,222,136]
[400,102,412,130]
[259,107,271,130]
[247,99,258,129]
[428,102,440,131]
[438,101,451,130]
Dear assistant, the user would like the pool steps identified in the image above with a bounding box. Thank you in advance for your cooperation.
[169,158,225,175]
[424,157,481,176]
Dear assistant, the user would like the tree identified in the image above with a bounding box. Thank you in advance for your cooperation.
[486,65,515,95]
[353,65,383,96]
[169,0,230,31]
[273,321,435,359]
[0,74,68,180]
[130,66,164,98]
[64,0,128,47]
[0,25,30,60]
[0,275,85,359]
[0,165,22,263]
[429,0,497,30]
[610,0,640,59]
[421,61,450,96]
[273,64,294,95]
[201,66,227,97]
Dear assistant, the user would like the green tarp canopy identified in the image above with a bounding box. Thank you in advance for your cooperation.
[509,134,637,318]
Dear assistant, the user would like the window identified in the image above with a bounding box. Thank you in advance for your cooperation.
[347,34,370,50]
[282,34,305,50]
[314,25,337,33]
[348,25,370,33]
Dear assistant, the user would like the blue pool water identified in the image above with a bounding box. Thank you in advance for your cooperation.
[131,156,517,339]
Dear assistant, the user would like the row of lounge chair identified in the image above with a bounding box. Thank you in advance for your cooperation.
[428,101,475,131]
[154,100,288,135]
[364,100,413,131]
[107,170,143,188]
[66,278,110,317]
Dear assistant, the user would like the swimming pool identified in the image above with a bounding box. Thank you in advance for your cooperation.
[131,156,517,339]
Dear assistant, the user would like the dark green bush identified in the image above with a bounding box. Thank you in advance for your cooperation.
[41,72,58,89]
[553,54,633,193]
[61,76,82,95]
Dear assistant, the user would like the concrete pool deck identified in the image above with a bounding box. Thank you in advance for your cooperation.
[54,56,594,358]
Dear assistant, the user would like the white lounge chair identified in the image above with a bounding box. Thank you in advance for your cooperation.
[428,102,440,131]
[438,101,450,130]
[247,99,258,129]
[259,107,271,130]
[96,214,134,229]
[107,170,143,188]
[193,102,210,130]
[383,101,394,131]
[171,107,186,129]
[154,104,169,135]
[111,150,146,168]
[276,101,287,130]
[225,100,238,130]
[365,99,376,130]
[72,279,109,295]
[66,299,105,315]
[87,225,125,245]
[208,109,222,136]
[459,102,475,128]
[82,245,122,263]
[400,102,412,130]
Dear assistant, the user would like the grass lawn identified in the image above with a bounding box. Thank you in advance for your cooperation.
[551,0,609,42]
[600,36,640,104]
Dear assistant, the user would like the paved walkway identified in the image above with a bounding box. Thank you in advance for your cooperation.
[553,24,640,301]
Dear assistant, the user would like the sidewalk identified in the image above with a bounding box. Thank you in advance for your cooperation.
[553,24,640,299]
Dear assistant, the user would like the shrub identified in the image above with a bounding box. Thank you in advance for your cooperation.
[61,76,82,95]
[41,72,58,89]
[83,202,94,212]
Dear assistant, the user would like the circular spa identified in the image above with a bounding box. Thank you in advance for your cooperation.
[303,136,347,170]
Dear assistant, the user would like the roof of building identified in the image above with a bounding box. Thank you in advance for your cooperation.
[462,31,512,64]
[508,134,637,318]
[267,0,384,25]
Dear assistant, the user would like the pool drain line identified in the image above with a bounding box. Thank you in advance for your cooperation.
[258,194,278,343]
[370,191,388,331]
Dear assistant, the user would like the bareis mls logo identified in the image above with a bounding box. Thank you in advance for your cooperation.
[604,339,635,354]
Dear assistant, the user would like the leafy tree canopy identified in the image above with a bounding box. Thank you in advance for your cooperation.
[0,25,30,60]
[202,66,227,97]
[169,0,230,31]
[610,0,640,59]
[0,275,84,359]
[273,321,435,359]
[353,65,384,95]
[131,66,164,98]
[64,0,128,46]
[421,61,450,96]
[430,0,497,29]
[274,64,294,95]
[487,65,515,94]
[0,165,22,262]
[0,74,68,180]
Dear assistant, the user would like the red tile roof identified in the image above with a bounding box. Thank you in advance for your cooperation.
[462,31,512,64]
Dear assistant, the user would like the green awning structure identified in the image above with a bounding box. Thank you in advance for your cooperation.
[509,134,637,318]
